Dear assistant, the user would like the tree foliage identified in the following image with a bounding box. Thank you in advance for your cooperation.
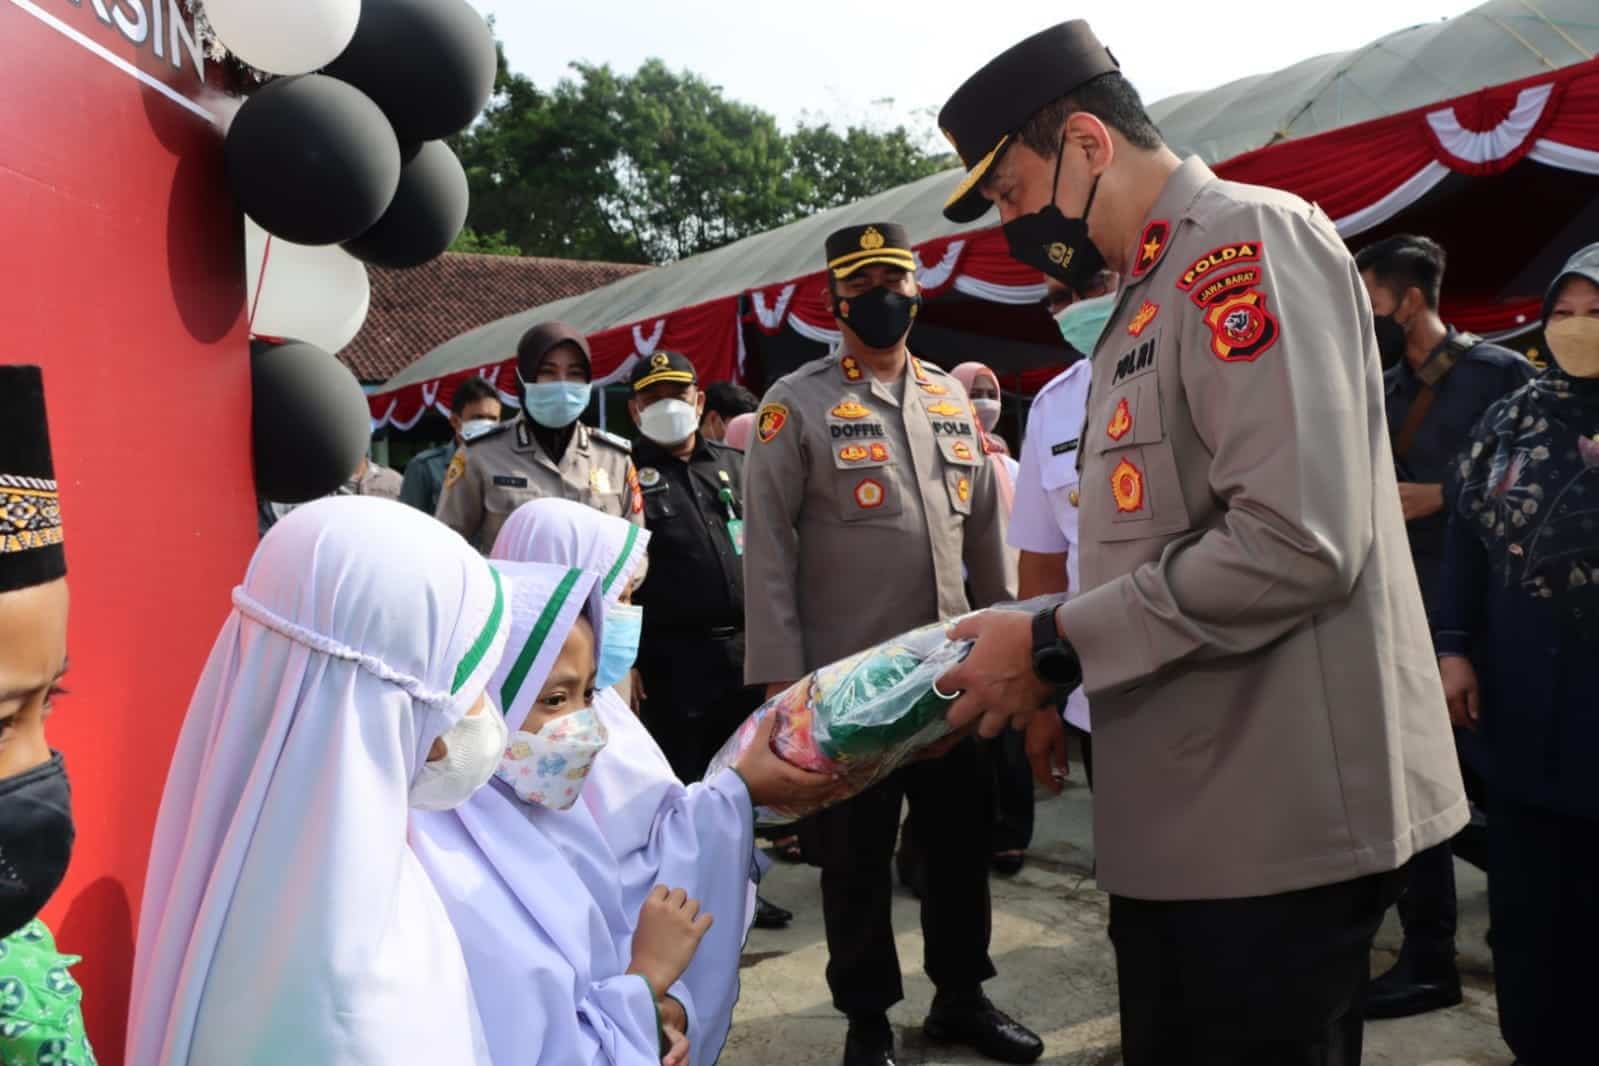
[452,52,953,264]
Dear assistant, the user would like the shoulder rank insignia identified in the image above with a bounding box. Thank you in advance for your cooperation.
[1111,458,1145,513]
[1205,289,1280,363]
[1177,241,1263,291]
[756,402,788,444]
[854,478,885,509]
[1107,397,1133,441]
[831,400,871,420]
[590,427,633,452]
[926,400,965,417]
[1131,219,1170,278]
[1128,300,1159,337]
[443,451,466,489]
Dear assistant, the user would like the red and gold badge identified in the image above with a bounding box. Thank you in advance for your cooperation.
[831,400,871,420]
[1107,397,1133,442]
[840,356,864,382]
[854,478,885,509]
[626,465,643,514]
[1131,219,1170,278]
[1127,300,1159,337]
[868,442,890,462]
[926,400,965,417]
[838,444,869,463]
[952,440,974,462]
[1204,289,1280,362]
[1177,241,1262,290]
[1111,458,1145,513]
[756,402,789,444]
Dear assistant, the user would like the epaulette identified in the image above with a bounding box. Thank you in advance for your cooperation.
[590,427,633,452]
[465,421,514,447]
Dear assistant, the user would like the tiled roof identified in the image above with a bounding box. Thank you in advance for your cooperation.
[339,252,650,383]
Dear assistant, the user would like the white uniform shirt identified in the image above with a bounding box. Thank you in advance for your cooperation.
[1009,359,1092,731]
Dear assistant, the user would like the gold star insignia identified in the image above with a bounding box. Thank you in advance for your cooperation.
[1141,235,1162,263]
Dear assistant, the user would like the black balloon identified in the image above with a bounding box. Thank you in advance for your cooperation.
[226,75,401,246]
[324,0,497,144]
[343,141,469,269]
[251,339,372,503]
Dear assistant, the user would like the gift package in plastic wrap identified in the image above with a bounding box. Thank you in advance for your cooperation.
[706,618,974,824]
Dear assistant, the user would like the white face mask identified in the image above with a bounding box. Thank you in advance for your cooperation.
[459,418,498,443]
[638,397,701,446]
[972,398,1002,431]
[409,702,510,811]
[497,705,609,810]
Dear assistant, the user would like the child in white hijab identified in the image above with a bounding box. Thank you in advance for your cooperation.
[128,497,514,1065]
[485,499,835,1065]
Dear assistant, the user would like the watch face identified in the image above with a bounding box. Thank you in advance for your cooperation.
[1033,646,1081,687]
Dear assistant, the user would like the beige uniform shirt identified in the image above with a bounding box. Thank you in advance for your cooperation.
[436,417,643,554]
[743,353,1014,684]
[1056,157,1468,900]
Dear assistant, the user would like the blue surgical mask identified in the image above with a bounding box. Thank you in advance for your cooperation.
[521,380,591,429]
[596,603,643,689]
[1055,291,1116,357]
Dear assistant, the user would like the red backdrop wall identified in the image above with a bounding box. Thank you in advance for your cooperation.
[0,4,257,1061]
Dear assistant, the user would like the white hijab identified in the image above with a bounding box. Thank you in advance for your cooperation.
[485,497,756,1066]
[128,497,511,1066]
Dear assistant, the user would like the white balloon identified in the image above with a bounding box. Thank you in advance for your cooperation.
[245,218,371,354]
[204,0,362,77]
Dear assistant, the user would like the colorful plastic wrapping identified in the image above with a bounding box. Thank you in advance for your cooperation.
[707,619,974,824]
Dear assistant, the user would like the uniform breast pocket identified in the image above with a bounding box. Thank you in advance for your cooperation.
[1088,378,1191,542]
[485,477,538,518]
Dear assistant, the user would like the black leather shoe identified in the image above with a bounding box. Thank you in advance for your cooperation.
[842,1020,898,1066]
[1364,949,1462,1019]
[924,997,1043,1064]
[753,895,793,930]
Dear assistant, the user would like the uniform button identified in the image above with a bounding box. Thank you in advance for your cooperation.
[1068,489,1080,507]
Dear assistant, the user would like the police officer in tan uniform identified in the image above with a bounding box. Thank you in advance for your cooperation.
[742,223,1038,1066]
[934,22,1469,1066]
[436,321,643,554]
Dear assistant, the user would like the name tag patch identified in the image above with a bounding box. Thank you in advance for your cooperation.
[492,475,529,488]
[1050,438,1080,456]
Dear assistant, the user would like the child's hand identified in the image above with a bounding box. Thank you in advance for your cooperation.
[627,886,712,999]
[733,713,844,808]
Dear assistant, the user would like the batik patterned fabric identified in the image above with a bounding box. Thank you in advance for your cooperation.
[0,920,96,1066]
[1452,368,1599,640]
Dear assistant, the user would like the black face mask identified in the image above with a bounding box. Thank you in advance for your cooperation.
[836,284,921,350]
[0,752,74,939]
[1372,313,1408,368]
[1001,131,1107,298]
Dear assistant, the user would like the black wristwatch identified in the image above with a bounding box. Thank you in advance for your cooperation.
[1031,606,1082,692]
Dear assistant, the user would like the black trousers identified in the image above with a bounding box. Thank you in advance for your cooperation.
[1109,868,1407,1066]
[1391,760,1484,958]
[987,729,1034,852]
[1489,797,1599,1066]
[811,737,997,1017]
[637,633,760,783]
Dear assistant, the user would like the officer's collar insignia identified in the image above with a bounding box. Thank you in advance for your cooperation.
[1131,219,1171,279]
[840,355,864,382]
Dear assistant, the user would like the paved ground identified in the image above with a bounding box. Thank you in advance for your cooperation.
[724,764,1508,1065]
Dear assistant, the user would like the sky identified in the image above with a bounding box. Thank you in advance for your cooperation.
[466,0,1475,137]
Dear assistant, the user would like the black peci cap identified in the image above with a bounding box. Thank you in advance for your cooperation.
[516,321,592,378]
[1544,243,1599,324]
[938,20,1119,223]
[0,365,66,593]
[629,350,698,392]
[825,223,916,279]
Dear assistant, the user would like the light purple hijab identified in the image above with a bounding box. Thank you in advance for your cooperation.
[485,497,758,1066]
